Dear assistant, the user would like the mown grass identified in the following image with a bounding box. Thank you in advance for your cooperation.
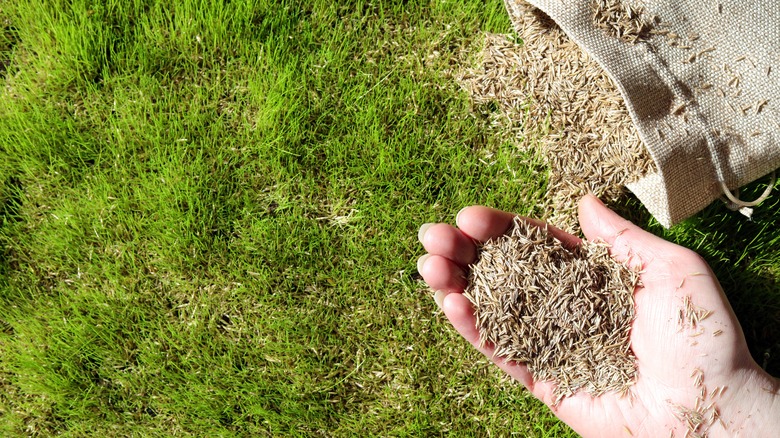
[0,0,564,436]
[1,0,778,437]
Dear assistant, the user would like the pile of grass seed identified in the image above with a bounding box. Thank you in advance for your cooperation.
[458,0,656,232]
[464,218,639,402]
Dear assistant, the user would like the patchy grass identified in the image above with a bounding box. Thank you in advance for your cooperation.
[1,0,778,437]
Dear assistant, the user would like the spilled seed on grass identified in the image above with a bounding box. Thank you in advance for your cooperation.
[459,1,656,233]
[464,217,639,402]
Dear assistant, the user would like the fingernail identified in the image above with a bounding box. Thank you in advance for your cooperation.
[434,290,448,308]
[455,207,467,226]
[587,193,605,206]
[416,254,431,274]
[418,223,433,244]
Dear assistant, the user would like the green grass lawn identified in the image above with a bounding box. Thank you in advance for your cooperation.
[1,0,778,436]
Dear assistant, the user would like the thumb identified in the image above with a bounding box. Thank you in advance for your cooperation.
[577,194,675,268]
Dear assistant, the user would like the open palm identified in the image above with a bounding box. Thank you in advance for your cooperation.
[417,195,778,437]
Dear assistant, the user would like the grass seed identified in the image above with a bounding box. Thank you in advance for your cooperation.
[458,1,656,232]
[464,217,639,401]
[590,0,652,44]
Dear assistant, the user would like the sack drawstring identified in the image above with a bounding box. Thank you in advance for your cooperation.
[720,171,776,208]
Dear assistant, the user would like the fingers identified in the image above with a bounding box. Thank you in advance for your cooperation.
[577,194,677,268]
[454,206,516,242]
[456,206,581,249]
[418,223,477,267]
[417,254,468,293]
[441,292,535,389]
[418,205,583,296]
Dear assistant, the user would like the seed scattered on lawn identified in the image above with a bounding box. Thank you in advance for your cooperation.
[464,217,639,402]
[459,1,656,232]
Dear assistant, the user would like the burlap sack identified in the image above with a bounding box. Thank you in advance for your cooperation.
[505,0,780,227]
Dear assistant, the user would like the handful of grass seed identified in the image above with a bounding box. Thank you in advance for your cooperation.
[464,217,639,402]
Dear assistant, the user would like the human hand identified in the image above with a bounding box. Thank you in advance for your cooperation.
[417,194,779,437]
